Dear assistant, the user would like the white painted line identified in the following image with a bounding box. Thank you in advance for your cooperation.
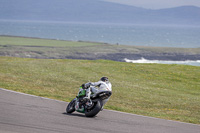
[1,88,199,126]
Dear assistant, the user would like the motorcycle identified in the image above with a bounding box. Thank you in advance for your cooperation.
[66,86,112,117]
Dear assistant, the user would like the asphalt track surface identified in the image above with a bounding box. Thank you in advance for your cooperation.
[0,88,200,133]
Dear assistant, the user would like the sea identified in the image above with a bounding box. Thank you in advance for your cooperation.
[0,19,200,66]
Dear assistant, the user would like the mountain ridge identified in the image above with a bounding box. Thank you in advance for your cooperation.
[0,0,200,25]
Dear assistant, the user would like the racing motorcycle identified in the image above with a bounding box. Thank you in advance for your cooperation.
[66,86,112,117]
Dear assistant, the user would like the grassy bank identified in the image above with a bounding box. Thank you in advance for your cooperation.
[1,36,200,61]
[0,56,200,124]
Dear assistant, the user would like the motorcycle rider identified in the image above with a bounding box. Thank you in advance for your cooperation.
[83,77,112,107]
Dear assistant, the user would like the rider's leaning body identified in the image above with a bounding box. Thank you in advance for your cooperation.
[84,77,112,100]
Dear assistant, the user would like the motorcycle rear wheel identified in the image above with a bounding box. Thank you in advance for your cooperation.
[85,99,102,117]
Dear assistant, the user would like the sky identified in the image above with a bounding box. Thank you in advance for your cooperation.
[102,0,200,9]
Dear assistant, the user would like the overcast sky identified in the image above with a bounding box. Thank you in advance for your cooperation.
[102,0,200,9]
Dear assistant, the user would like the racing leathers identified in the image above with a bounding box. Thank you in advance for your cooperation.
[84,80,112,106]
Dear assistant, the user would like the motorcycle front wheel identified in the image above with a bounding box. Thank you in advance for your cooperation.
[66,99,76,114]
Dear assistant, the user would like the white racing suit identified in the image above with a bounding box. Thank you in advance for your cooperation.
[84,81,112,106]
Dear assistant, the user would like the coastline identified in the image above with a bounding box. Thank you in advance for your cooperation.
[0,35,200,63]
[64,52,200,62]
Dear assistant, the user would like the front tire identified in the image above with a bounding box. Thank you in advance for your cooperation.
[85,99,102,117]
[66,99,76,114]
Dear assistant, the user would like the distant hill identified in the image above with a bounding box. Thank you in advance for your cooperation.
[0,0,200,25]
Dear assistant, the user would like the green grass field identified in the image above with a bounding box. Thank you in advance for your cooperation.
[0,56,200,124]
[0,36,100,47]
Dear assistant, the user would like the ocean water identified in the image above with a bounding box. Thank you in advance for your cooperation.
[0,20,200,48]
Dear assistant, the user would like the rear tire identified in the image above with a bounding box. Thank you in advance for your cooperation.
[66,99,76,114]
[85,99,102,117]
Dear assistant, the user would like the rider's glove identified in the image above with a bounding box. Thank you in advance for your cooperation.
[81,84,86,89]
[85,83,91,88]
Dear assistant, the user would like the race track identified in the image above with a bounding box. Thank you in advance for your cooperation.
[0,88,199,133]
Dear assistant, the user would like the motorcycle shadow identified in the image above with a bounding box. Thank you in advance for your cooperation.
[62,112,96,118]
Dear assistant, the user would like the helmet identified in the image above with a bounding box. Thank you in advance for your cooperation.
[100,77,108,82]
